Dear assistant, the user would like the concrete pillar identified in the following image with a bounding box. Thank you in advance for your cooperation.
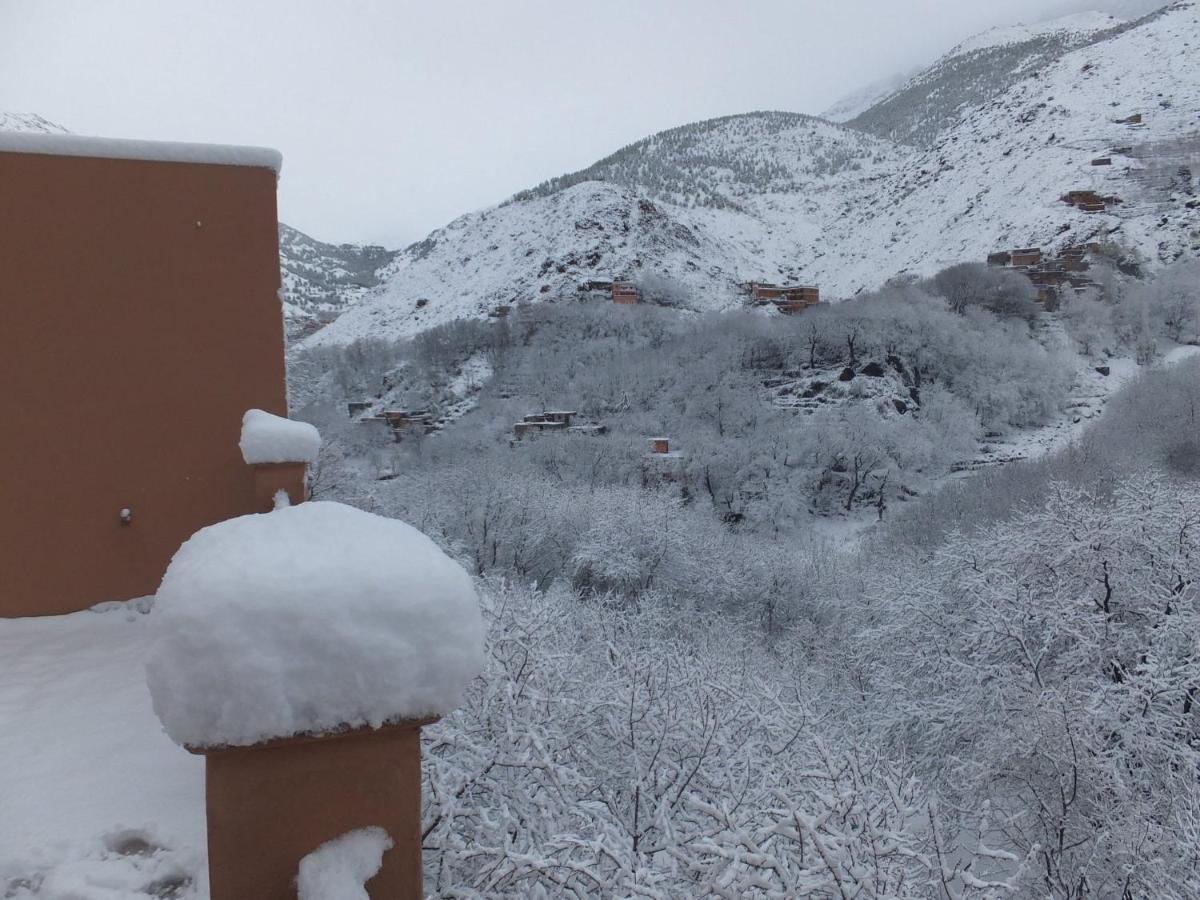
[194,720,432,900]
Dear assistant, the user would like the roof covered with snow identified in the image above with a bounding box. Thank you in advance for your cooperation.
[145,501,485,749]
[0,131,282,173]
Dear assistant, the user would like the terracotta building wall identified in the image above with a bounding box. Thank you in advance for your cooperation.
[0,149,292,617]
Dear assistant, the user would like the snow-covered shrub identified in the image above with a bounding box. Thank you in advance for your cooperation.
[422,583,1026,897]
[852,476,1200,896]
[930,261,1040,323]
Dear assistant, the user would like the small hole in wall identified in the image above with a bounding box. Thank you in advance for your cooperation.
[119,507,133,526]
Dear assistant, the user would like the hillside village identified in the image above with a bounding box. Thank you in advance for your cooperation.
[4,3,1200,899]
[300,1,1199,347]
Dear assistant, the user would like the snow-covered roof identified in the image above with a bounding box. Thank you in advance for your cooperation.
[0,131,282,174]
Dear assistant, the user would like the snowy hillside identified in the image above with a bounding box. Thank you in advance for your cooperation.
[309,114,913,345]
[819,70,919,124]
[947,11,1125,57]
[309,2,1200,347]
[513,112,902,209]
[278,224,396,337]
[848,10,1126,147]
[868,0,1200,276]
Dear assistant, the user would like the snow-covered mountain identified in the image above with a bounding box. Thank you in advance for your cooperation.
[278,224,397,337]
[309,2,1198,347]
[820,70,920,124]
[0,111,68,134]
[848,10,1127,148]
[0,111,391,333]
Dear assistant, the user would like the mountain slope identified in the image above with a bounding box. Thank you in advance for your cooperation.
[310,2,1200,346]
[847,10,1126,147]
[310,114,914,344]
[820,70,920,124]
[279,224,397,337]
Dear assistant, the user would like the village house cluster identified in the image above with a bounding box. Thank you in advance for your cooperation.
[349,404,435,441]
[986,244,1101,303]
[743,281,821,314]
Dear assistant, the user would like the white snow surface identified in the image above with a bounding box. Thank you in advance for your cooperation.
[145,501,485,748]
[309,2,1200,345]
[238,408,321,465]
[0,605,207,895]
[296,827,393,900]
[0,130,282,173]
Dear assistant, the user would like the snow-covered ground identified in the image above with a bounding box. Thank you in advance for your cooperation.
[0,604,207,898]
[958,335,1200,472]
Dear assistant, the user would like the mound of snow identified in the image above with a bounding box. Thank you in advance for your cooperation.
[239,408,321,464]
[145,502,485,748]
[297,827,393,900]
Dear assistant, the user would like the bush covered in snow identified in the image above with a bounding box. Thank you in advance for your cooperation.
[145,502,484,748]
[295,275,1070,540]
[422,582,1032,897]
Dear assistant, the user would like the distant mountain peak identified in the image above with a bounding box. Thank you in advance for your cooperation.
[945,10,1125,57]
[510,111,903,211]
[311,0,1200,346]
[0,111,69,134]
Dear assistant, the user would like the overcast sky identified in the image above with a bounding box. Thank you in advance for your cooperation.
[0,0,1164,247]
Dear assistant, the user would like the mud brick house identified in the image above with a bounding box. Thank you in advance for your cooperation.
[749,282,821,313]
[612,281,641,304]
[0,132,298,617]
[1010,247,1043,268]
[512,410,577,440]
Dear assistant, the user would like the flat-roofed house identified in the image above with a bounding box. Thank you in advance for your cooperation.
[749,282,821,313]
[612,281,641,304]
[1011,248,1043,268]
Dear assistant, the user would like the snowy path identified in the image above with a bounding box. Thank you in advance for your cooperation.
[955,320,1199,473]
[0,605,207,897]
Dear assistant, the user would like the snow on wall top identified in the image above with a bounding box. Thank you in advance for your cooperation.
[0,130,282,173]
[145,501,486,748]
[239,409,321,465]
